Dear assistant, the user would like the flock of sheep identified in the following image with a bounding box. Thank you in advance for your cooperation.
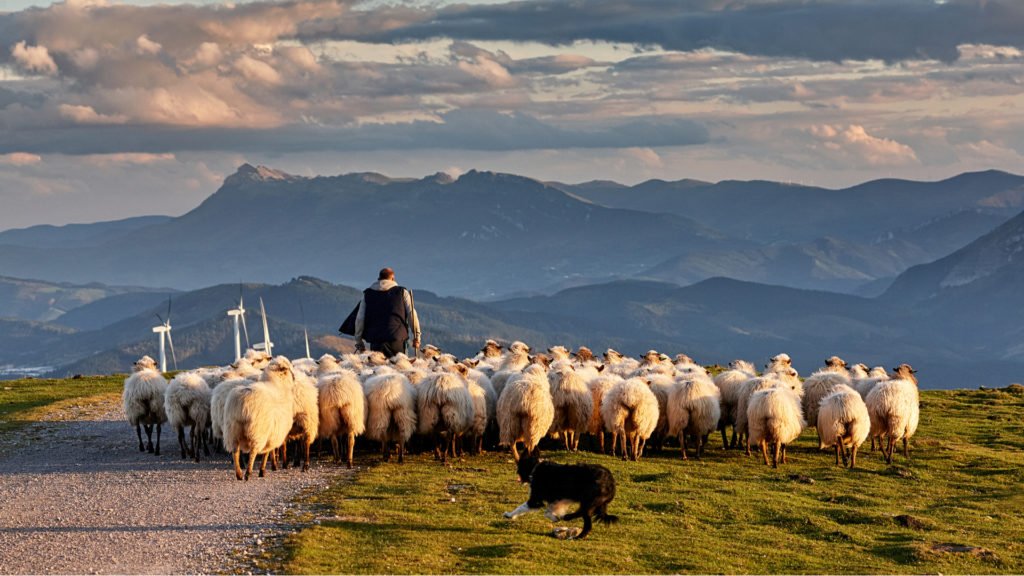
[121,341,921,480]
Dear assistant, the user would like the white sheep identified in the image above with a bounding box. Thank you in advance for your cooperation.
[211,376,249,445]
[667,371,722,460]
[601,377,659,461]
[291,357,319,378]
[491,342,531,400]
[817,384,870,468]
[547,363,593,451]
[644,373,676,451]
[222,357,297,480]
[280,371,320,472]
[165,372,213,462]
[866,364,920,464]
[363,370,417,462]
[460,364,496,452]
[317,368,366,468]
[735,368,802,454]
[497,364,554,461]
[746,386,806,468]
[713,359,757,449]
[802,357,852,430]
[417,369,475,462]
[603,348,639,378]
[586,374,621,454]
[122,355,169,455]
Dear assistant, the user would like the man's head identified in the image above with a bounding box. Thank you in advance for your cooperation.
[378,267,395,281]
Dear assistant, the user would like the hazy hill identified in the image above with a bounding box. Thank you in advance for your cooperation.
[0,216,172,248]
[558,169,1024,244]
[0,276,169,323]
[0,166,727,298]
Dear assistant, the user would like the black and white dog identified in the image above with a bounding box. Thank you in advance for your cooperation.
[503,454,618,539]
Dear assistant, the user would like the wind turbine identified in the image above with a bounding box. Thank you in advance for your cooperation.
[226,288,250,362]
[253,297,273,357]
[152,297,177,373]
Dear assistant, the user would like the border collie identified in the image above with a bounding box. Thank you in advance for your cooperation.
[503,454,618,539]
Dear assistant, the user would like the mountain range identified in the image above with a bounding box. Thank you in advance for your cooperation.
[1,166,1021,298]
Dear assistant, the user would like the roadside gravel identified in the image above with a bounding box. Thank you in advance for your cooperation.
[0,398,351,575]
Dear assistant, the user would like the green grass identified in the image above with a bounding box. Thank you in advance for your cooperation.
[281,387,1024,574]
[0,375,124,434]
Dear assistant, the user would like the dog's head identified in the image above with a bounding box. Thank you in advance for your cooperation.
[515,453,541,484]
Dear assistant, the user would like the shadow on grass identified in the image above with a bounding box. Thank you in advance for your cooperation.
[458,544,518,558]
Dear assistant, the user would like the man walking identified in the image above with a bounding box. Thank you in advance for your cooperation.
[353,267,421,358]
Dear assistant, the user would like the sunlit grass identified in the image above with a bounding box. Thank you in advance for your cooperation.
[281,388,1024,574]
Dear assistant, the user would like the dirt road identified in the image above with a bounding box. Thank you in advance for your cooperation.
[0,398,349,574]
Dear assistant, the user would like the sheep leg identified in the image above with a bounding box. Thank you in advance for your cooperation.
[618,432,628,461]
[382,441,390,462]
[679,433,688,461]
[730,427,738,449]
[698,433,708,460]
[631,434,642,462]
[884,435,893,464]
[143,424,154,453]
[202,427,211,457]
[772,440,782,468]
[346,433,355,469]
[720,426,729,451]
[397,442,405,464]
[177,426,188,459]
[902,437,909,459]
[302,440,311,472]
[330,436,340,463]
[233,449,244,481]
[259,451,271,478]
[136,424,145,452]
[850,444,858,469]
[510,441,520,462]
[836,436,847,467]
[781,443,788,464]
[834,441,841,466]
[154,423,161,456]
[244,450,258,481]
[598,432,605,455]
[191,426,201,463]
[760,439,770,466]
[638,436,647,461]
[281,441,290,469]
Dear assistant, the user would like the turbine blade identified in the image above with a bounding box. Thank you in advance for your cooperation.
[240,312,250,348]
[260,297,271,355]
[167,330,178,371]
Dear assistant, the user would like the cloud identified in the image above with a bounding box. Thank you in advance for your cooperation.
[0,152,42,166]
[11,41,58,75]
[58,104,128,125]
[362,0,1024,64]
[809,124,919,167]
[136,34,162,55]
[84,152,176,166]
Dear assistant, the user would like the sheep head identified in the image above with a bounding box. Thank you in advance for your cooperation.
[133,356,158,372]
[892,363,919,385]
[825,356,847,370]
[574,346,595,363]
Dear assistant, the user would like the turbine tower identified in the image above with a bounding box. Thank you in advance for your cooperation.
[226,291,250,362]
[152,298,177,373]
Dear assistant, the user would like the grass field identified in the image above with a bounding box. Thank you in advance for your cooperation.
[278,387,1024,574]
[2,377,1022,573]
[0,375,123,435]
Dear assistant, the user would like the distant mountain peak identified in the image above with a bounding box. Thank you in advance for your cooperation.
[227,163,297,184]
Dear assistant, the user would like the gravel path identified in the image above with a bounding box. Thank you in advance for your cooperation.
[0,397,352,575]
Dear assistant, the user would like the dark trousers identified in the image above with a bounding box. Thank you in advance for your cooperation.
[370,339,407,359]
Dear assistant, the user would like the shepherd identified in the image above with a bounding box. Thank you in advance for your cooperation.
[348,267,421,358]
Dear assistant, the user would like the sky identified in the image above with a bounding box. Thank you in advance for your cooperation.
[1,0,1023,230]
